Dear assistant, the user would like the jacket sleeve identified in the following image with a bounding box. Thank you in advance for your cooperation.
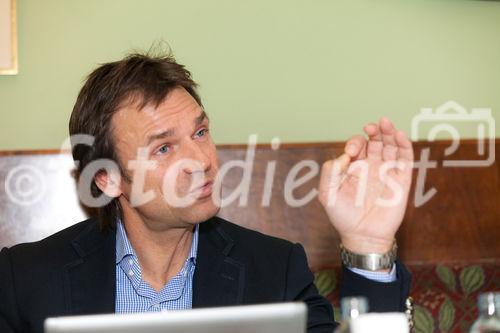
[283,244,412,333]
[284,243,337,333]
[0,247,22,333]
[339,259,412,312]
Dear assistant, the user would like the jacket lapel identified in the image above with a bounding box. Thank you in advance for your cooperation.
[63,220,116,315]
[62,217,245,313]
[192,218,246,308]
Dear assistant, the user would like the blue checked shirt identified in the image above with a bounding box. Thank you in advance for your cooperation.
[115,221,199,313]
[114,221,394,314]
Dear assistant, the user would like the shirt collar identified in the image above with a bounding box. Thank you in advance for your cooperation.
[115,220,199,265]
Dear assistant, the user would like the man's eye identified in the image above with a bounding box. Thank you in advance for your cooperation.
[195,128,208,138]
[156,145,170,155]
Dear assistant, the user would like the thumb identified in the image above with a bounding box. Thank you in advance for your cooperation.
[319,153,351,206]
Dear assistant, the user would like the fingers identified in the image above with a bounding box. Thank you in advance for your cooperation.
[364,117,412,163]
[395,130,414,162]
[379,117,397,146]
[364,122,383,160]
[356,118,413,167]
[364,122,381,140]
[335,153,351,174]
[379,117,398,161]
[344,135,367,160]
[380,117,414,164]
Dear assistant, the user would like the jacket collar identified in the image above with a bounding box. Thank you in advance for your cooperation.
[192,217,246,308]
[64,219,116,315]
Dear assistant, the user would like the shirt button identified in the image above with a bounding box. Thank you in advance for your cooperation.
[128,259,133,266]
[128,270,134,276]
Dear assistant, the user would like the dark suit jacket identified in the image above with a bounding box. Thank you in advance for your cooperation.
[0,216,411,333]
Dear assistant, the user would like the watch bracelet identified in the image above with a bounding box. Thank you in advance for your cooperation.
[339,241,397,271]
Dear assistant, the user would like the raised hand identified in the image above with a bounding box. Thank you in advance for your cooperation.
[318,117,414,254]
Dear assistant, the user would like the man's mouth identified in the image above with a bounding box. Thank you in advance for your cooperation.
[191,181,214,199]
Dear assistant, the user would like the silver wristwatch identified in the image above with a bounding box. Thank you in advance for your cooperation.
[340,242,397,271]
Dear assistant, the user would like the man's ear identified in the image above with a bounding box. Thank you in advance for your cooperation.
[94,170,122,198]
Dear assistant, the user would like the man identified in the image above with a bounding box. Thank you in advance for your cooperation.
[0,52,413,333]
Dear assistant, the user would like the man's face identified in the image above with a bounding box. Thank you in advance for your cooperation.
[110,86,220,229]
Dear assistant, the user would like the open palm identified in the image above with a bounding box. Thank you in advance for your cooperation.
[318,118,414,254]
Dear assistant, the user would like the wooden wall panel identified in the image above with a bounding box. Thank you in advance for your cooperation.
[400,140,500,265]
[0,140,498,269]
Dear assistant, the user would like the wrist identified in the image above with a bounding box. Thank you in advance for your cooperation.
[340,235,394,254]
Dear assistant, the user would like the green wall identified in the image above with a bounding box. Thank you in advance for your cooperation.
[0,0,499,151]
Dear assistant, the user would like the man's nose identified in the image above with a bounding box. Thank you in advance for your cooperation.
[181,141,212,174]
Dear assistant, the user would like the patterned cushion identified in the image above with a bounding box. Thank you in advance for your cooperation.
[313,260,500,333]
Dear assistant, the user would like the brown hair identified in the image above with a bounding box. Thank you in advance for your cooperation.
[69,51,201,230]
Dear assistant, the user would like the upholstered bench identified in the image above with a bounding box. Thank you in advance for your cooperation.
[313,260,500,332]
